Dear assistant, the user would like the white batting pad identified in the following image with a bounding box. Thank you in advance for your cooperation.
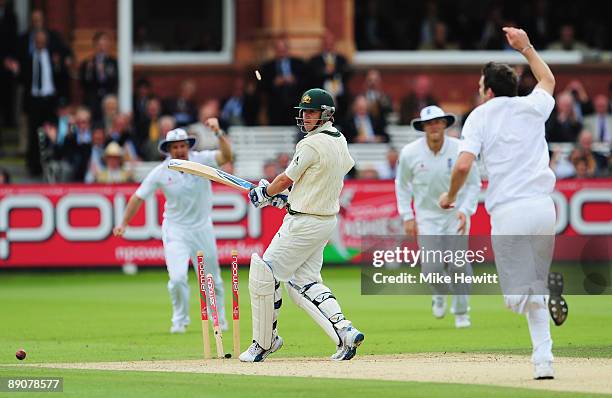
[248,253,275,350]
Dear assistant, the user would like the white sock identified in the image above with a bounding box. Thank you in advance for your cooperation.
[527,306,553,364]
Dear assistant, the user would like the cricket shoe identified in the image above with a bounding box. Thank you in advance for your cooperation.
[454,314,471,328]
[432,295,447,319]
[548,272,568,326]
[239,336,283,362]
[331,326,365,361]
[534,361,554,380]
[170,324,187,334]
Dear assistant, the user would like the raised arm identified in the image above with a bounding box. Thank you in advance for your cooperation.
[113,194,144,236]
[205,118,233,166]
[503,27,555,95]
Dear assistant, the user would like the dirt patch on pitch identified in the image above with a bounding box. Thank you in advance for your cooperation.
[29,353,612,395]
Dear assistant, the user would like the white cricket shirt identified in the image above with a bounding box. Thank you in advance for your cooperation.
[459,88,556,213]
[396,136,481,223]
[135,150,218,226]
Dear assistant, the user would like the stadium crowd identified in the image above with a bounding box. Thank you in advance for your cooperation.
[0,5,610,185]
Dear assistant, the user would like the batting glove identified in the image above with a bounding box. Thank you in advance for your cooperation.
[249,179,271,208]
[270,194,288,209]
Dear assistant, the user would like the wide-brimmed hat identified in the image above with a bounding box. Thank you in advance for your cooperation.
[411,105,456,132]
[158,128,196,154]
[104,142,123,158]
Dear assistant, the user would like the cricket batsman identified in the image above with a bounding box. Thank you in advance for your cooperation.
[396,105,481,328]
[439,27,567,379]
[113,120,232,334]
[239,88,364,362]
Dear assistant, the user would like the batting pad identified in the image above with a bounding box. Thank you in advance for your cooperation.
[248,253,275,350]
[286,283,350,345]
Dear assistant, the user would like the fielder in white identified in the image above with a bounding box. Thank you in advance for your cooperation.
[113,120,233,334]
[239,88,364,362]
[439,28,567,379]
[396,105,480,328]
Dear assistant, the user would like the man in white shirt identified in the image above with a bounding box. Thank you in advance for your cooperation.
[240,88,364,362]
[396,105,480,328]
[439,27,566,380]
[113,120,233,334]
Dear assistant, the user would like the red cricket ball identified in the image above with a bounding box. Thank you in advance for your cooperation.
[16,349,26,360]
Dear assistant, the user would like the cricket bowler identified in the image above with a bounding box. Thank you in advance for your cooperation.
[439,27,567,379]
[239,88,365,362]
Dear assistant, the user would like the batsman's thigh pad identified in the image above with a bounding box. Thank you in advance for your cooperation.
[286,283,341,346]
[249,253,276,349]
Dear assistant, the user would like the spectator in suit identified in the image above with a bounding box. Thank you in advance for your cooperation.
[136,97,163,160]
[62,107,94,182]
[583,95,611,144]
[19,30,66,176]
[133,78,153,125]
[308,32,351,120]
[94,142,134,184]
[362,69,393,122]
[519,0,551,49]
[107,113,139,161]
[548,25,589,51]
[399,75,438,125]
[100,94,119,133]
[354,0,395,50]
[419,22,458,50]
[563,80,593,120]
[80,31,118,121]
[260,38,306,125]
[577,130,608,176]
[220,76,259,127]
[84,124,108,183]
[0,0,18,130]
[376,148,399,179]
[343,95,389,144]
[14,9,72,101]
[162,79,198,127]
[188,100,226,151]
[546,92,582,142]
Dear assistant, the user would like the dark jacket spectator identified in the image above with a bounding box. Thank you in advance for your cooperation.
[220,77,259,127]
[133,78,153,125]
[162,79,198,127]
[0,0,18,128]
[399,75,438,125]
[79,32,118,121]
[259,39,306,125]
[18,30,67,176]
[546,92,583,142]
[362,69,393,122]
[308,32,351,120]
[343,95,389,143]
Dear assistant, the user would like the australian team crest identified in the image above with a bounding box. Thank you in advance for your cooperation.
[301,94,311,104]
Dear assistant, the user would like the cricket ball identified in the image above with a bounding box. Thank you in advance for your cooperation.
[16,349,26,360]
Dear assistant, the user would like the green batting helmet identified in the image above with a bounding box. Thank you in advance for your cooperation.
[295,88,335,133]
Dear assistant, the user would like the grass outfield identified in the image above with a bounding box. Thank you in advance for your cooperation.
[1,266,611,397]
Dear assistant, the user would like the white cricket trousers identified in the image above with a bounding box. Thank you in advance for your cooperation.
[162,219,226,328]
[263,213,337,286]
[418,215,472,315]
[491,195,556,364]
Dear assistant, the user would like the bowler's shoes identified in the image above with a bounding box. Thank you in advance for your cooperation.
[239,336,283,362]
[432,295,447,319]
[170,324,187,334]
[534,361,554,380]
[548,272,568,326]
[454,314,471,328]
[331,326,365,361]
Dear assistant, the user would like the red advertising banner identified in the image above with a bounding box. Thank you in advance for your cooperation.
[1,179,610,268]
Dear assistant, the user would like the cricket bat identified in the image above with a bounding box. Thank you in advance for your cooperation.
[168,159,255,191]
